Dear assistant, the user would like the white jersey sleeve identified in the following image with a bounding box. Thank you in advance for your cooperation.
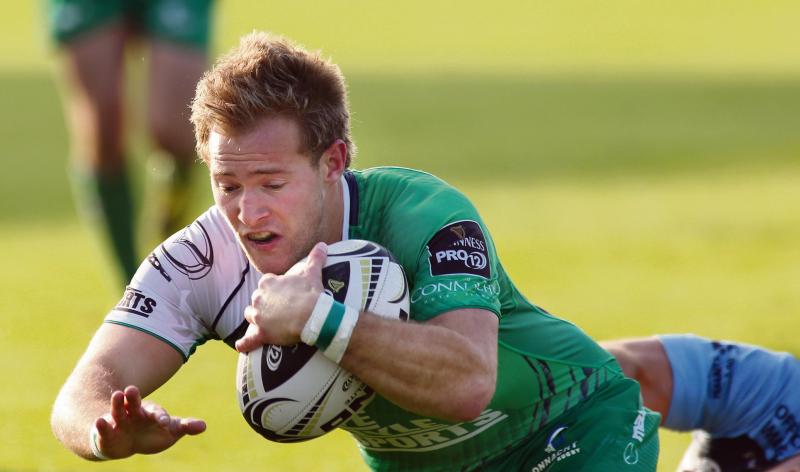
[105,206,261,360]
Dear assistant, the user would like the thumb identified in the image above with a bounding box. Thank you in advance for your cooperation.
[303,242,328,276]
[235,323,263,353]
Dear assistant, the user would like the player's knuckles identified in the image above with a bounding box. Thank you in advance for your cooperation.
[143,402,167,417]
[257,273,277,289]
[251,288,273,309]
[177,418,192,433]
[168,417,183,435]
[244,305,258,322]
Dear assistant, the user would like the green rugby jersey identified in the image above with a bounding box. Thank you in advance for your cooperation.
[339,167,619,471]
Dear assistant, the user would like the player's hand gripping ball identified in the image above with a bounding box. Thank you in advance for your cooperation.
[236,240,410,442]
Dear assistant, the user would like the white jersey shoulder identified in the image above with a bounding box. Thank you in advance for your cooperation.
[106,206,261,360]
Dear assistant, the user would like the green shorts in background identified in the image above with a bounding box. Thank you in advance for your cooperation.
[487,375,660,471]
[46,0,214,48]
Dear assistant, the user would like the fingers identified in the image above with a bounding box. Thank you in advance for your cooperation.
[110,386,165,426]
[110,390,126,425]
[235,323,262,353]
[284,242,327,276]
[162,416,207,436]
[182,418,207,435]
[95,416,112,436]
[123,386,142,414]
[238,241,328,352]
[138,400,206,435]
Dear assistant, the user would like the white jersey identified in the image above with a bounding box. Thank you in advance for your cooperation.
[107,206,257,359]
[106,177,353,359]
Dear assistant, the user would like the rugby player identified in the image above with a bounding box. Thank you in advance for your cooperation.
[604,335,800,472]
[47,0,214,281]
[51,32,660,470]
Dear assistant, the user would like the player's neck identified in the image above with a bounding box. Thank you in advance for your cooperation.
[322,177,345,244]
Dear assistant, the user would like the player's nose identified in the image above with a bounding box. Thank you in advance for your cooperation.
[237,189,270,227]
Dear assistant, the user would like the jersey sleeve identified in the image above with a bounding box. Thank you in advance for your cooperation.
[409,216,503,322]
[366,170,503,322]
[105,215,223,361]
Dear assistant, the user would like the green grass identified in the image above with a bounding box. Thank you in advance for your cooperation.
[3,1,800,470]
[9,1,800,74]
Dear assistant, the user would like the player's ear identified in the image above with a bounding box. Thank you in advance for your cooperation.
[318,139,347,182]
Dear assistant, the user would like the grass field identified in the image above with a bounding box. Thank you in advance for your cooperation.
[2,2,799,470]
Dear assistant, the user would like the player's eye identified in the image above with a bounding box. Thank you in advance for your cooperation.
[265,182,286,191]
[217,182,239,194]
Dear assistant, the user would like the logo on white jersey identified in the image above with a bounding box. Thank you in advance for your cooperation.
[161,221,214,280]
[147,253,172,282]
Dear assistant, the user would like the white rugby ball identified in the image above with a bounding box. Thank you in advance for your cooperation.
[236,240,410,442]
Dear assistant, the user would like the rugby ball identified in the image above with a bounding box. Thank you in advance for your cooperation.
[236,240,410,442]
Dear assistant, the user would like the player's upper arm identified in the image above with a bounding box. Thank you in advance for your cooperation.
[427,307,498,351]
[429,308,499,417]
[426,307,499,407]
[69,323,185,398]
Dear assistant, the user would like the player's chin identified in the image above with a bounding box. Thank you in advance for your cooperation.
[246,252,295,276]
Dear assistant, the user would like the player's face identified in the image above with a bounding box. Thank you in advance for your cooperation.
[208,116,343,275]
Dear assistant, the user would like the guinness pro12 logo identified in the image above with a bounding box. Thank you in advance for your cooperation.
[427,220,491,279]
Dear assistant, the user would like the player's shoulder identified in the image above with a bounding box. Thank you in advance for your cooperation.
[137,206,246,288]
[351,166,472,212]
[112,207,251,359]
[347,167,492,273]
[352,166,452,191]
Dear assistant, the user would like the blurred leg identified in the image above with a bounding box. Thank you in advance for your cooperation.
[60,23,126,172]
[600,337,673,422]
[147,40,207,236]
[59,22,139,282]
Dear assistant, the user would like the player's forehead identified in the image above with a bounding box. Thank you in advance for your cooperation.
[208,116,307,165]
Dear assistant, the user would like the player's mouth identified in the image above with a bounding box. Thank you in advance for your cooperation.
[245,231,280,248]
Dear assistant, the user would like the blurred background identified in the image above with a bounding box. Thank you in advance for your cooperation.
[1,1,798,470]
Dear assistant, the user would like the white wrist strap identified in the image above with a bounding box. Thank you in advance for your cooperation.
[89,425,110,460]
[301,292,359,364]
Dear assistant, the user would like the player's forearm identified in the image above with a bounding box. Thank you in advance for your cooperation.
[51,364,114,459]
[340,313,496,422]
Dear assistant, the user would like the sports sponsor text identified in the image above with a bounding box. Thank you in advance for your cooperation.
[344,408,508,452]
[115,287,157,317]
[411,279,499,304]
[531,442,581,472]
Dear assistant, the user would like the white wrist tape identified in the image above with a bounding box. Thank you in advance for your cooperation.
[300,292,359,364]
[88,425,110,461]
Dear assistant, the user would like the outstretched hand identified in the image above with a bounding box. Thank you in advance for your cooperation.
[235,242,328,353]
[91,386,206,460]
